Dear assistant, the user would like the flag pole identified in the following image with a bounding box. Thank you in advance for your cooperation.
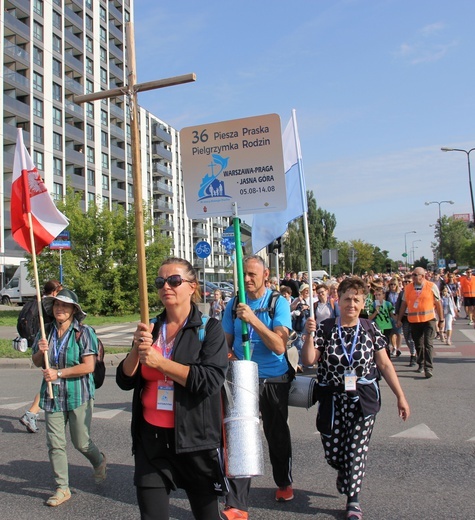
[291,110,314,319]
[232,202,251,360]
[18,130,53,399]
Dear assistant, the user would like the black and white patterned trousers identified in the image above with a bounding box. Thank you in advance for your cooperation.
[320,393,375,498]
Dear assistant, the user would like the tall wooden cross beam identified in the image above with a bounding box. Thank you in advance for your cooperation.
[75,22,196,323]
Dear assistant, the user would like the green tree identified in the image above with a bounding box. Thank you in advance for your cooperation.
[434,216,475,268]
[283,190,337,272]
[28,190,172,315]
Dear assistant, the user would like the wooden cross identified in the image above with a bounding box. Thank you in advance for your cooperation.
[75,23,196,323]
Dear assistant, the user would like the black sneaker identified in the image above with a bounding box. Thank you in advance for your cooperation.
[416,365,424,373]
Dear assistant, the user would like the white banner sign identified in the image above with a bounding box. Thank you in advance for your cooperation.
[180,113,286,218]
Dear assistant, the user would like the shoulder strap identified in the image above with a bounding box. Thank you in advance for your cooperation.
[322,317,376,342]
[322,317,337,340]
[231,290,281,320]
[198,315,209,342]
[267,290,281,320]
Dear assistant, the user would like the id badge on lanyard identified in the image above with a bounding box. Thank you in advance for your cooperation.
[344,369,357,391]
[338,319,360,392]
[156,382,174,411]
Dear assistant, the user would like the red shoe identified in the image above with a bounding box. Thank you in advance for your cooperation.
[275,485,294,502]
[222,506,249,519]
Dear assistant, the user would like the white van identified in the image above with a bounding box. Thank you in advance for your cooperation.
[298,270,330,282]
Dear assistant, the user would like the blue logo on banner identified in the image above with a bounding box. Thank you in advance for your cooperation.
[197,154,231,202]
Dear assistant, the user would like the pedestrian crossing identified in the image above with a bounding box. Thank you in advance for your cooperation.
[2,399,475,442]
[95,323,136,346]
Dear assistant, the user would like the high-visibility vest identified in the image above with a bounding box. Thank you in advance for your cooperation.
[460,276,475,298]
[405,282,436,323]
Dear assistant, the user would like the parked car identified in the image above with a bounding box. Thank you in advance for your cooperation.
[216,281,235,294]
[200,281,233,301]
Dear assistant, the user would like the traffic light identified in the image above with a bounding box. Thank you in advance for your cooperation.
[266,237,282,255]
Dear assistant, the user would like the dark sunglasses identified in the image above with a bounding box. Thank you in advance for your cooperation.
[155,275,193,289]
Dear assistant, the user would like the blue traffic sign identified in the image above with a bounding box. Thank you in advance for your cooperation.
[195,241,211,259]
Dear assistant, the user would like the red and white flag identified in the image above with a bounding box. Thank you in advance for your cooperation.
[11,129,69,254]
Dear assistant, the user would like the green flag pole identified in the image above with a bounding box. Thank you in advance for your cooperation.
[232,202,251,360]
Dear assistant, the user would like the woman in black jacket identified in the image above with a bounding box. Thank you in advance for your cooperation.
[116,257,228,520]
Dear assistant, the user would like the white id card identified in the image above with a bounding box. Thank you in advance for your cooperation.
[344,370,357,391]
[156,384,174,411]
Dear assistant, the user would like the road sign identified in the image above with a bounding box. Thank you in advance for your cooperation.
[50,230,71,250]
[195,241,211,259]
[438,258,446,269]
[180,113,286,218]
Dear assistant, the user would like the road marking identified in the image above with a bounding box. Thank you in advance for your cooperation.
[93,407,128,419]
[467,436,475,442]
[391,423,439,439]
[460,329,475,341]
[435,352,462,357]
[0,401,32,410]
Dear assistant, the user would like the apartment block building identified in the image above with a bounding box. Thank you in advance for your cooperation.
[1,0,231,287]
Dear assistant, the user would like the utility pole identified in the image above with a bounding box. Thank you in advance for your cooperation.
[75,23,195,323]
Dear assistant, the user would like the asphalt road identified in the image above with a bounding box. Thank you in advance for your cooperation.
[1,318,475,519]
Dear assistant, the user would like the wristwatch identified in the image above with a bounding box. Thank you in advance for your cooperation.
[57,370,63,378]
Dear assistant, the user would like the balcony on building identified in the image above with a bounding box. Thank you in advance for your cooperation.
[110,123,125,140]
[109,40,123,60]
[3,93,29,121]
[153,180,173,196]
[3,11,30,41]
[151,123,172,145]
[64,4,83,29]
[64,27,83,52]
[151,143,173,162]
[153,199,174,214]
[152,162,173,179]
[155,218,175,232]
[110,101,125,120]
[65,51,84,76]
[3,66,29,94]
[109,21,124,42]
[65,76,84,96]
[193,224,208,238]
[4,41,29,67]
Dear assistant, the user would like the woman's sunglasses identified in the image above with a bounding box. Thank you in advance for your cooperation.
[155,275,193,289]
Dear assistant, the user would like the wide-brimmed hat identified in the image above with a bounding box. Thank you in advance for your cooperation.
[43,288,86,321]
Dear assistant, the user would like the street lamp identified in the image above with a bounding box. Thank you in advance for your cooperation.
[441,147,475,226]
[404,231,416,270]
[411,239,422,264]
[425,200,454,266]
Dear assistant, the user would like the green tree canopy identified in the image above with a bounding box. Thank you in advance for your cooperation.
[28,190,172,315]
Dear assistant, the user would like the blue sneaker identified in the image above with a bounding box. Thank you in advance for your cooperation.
[20,411,39,433]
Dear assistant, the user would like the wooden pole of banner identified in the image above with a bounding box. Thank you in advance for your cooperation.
[17,130,53,399]
[27,216,53,398]
[74,22,196,324]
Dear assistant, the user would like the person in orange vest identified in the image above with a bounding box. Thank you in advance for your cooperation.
[459,269,475,325]
[396,267,444,378]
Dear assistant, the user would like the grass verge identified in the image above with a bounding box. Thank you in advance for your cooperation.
[0,339,130,359]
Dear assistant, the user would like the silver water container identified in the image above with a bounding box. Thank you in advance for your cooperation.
[223,360,264,478]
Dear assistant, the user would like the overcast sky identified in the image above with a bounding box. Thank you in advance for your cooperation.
[133,0,475,265]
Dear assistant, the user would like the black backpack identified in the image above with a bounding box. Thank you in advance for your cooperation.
[291,302,310,333]
[17,300,40,348]
[76,326,106,389]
